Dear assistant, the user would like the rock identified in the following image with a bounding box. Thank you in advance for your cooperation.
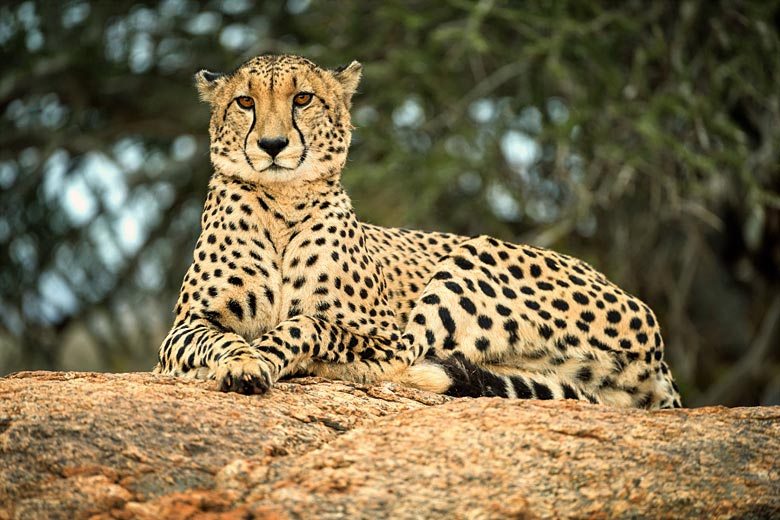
[1,371,778,519]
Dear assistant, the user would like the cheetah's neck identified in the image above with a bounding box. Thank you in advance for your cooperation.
[207,170,356,247]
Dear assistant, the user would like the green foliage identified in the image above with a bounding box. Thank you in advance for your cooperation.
[1,0,778,405]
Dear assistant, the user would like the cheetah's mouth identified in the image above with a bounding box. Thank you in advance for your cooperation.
[261,163,294,173]
[243,153,295,174]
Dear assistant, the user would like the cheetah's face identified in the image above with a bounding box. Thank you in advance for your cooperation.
[195,54,361,184]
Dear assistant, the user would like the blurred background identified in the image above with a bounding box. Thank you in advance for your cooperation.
[1,0,778,406]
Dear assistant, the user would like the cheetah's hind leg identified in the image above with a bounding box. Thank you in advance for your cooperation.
[400,235,602,403]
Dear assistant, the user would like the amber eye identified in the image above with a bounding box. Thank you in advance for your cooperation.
[293,93,313,107]
[236,96,254,109]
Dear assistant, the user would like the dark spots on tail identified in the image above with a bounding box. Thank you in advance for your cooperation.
[437,353,508,398]
[561,383,579,400]
[532,381,553,400]
[511,376,533,398]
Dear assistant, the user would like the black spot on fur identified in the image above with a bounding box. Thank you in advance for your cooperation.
[496,304,511,316]
[573,292,589,305]
[440,353,508,398]
[439,307,456,334]
[478,280,496,297]
[227,299,243,321]
[478,252,496,265]
[477,315,493,329]
[475,337,490,351]
[532,381,553,400]
[445,281,464,295]
[422,294,441,305]
[509,265,523,279]
[511,376,533,398]
[576,366,593,382]
[561,383,579,400]
[453,256,474,270]
[459,297,477,315]
[538,324,554,340]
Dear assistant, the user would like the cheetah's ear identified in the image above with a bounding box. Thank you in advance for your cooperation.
[331,61,362,102]
[195,69,225,104]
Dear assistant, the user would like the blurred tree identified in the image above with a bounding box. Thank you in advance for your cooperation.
[0,0,778,405]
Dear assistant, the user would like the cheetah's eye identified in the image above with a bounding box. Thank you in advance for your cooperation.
[236,96,254,109]
[293,93,313,107]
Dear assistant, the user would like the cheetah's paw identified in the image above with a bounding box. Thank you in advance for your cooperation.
[215,358,273,395]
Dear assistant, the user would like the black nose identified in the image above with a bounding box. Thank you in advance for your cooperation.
[258,137,289,158]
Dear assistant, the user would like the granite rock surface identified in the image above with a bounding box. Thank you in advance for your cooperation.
[1,371,778,519]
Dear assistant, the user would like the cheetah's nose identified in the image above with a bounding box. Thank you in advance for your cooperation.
[258,137,289,159]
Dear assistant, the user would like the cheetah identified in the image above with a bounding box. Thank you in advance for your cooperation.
[154,54,682,409]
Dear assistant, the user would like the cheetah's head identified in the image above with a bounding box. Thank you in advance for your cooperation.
[196,54,361,184]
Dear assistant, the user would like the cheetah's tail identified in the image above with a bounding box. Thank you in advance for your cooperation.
[655,360,684,409]
[408,352,600,404]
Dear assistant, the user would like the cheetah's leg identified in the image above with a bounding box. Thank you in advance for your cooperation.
[400,236,609,404]
[156,315,427,394]
[248,315,427,387]
[155,320,274,394]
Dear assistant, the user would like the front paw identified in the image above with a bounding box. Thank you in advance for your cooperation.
[215,358,273,395]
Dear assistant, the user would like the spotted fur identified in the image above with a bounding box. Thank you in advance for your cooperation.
[154,54,682,409]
